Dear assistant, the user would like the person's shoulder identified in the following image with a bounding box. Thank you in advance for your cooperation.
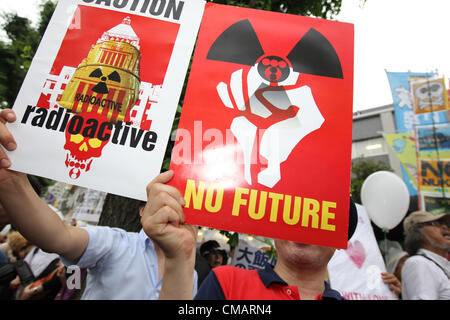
[213,265,255,275]
[402,254,434,273]
[404,254,429,265]
[83,226,141,248]
[84,225,134,237]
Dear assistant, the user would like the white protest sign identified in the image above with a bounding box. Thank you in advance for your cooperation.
[327,204,398,300]
[72,188,107,223]
[7,0,205,200]
[231,240,276,271]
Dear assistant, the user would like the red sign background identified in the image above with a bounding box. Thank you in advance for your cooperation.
[170,3,354,249]
[51,5,180,87]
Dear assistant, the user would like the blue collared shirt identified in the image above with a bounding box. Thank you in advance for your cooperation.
[62,226,197,300]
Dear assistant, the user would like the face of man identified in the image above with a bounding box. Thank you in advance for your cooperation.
[422,217,450,254]
[206,250,224,268]
[274,239,335,270]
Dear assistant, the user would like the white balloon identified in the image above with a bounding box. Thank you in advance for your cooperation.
[361,171,410,230]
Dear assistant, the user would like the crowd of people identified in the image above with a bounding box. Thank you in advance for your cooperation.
[0,108,449,300]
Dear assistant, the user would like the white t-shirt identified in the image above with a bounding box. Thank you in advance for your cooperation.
[401,249,450,300]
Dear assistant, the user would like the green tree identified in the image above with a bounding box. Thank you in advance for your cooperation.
[0,0,55,109]
[213,0,344,18]
[350,158,393,204]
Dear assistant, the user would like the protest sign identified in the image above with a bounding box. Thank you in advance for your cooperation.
[418,158,450,193]
[411,77,449,115]
[327,204,398,300]
[416,122,450,153]
[169,3,354,248]
[414,122,450,211]
[385,71,443,134]
[419,192,450,213]
[6,0,205,200]
[231,240,276,271]
[72,188,107,223]
[384,132,418,189]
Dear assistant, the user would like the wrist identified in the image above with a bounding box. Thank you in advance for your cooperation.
[160,255,195,300]
[164,249,195,271]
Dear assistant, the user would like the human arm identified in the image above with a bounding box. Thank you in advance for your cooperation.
[141,170,197,300]
[0,109,89,262]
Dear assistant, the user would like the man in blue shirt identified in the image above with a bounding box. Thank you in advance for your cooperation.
[0,109,197,300]
[62,223,197,299]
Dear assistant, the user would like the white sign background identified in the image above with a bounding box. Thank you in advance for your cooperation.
[6,0,205,201]
[328,204,398,300]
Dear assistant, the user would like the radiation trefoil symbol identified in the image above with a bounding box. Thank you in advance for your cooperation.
[207,19,344,188]
[89,68,122,94]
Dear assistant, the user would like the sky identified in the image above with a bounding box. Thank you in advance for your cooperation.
[0,0,449,112]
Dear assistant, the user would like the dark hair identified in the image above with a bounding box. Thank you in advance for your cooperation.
[404,224,425,256]
[200,240,228,265]
[200,240,221,257]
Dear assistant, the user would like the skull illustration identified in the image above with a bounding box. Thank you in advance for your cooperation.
[414,81,444,110]
[64,111,112,179]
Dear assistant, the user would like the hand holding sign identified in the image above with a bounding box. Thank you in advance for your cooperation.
[170,3,354,248]
[142,170,197,261]
[0,109,23,181]
[142,170,198,300]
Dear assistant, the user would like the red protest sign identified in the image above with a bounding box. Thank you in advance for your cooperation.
[169,3,354,248]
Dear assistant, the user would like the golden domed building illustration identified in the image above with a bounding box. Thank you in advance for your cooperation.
[57,16,141,123]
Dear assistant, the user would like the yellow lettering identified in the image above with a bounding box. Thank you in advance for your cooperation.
[184,179,205,210]
[301,197,320,228]
[204,183,224,213]
[283,196,301,225]
[232,187,249,216]
[268,192,283,222]
[321,201,336,231]
[227,186,337,232]
[248,190,267,220]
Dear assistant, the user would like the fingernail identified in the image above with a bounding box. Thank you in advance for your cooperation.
[6,142,16,150]
[0,158,10,167]
[179,197,186,206]
[167,170,174,176]
[6,113,15,121]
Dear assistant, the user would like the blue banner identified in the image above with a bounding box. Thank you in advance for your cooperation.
[386,71,448,133]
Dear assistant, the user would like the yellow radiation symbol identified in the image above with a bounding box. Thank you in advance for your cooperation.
[58,40,141,123]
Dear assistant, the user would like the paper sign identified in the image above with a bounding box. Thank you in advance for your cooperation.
[231,241,276,270]
[328,204,398,300]
[416,122,450,153]
[420,192,450,213]
[411,77,449,114]
[72,188,107,223]
[6,0,205,201]
[169,3,354,248]
[418,158,450,193]
[384,133,418,188]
